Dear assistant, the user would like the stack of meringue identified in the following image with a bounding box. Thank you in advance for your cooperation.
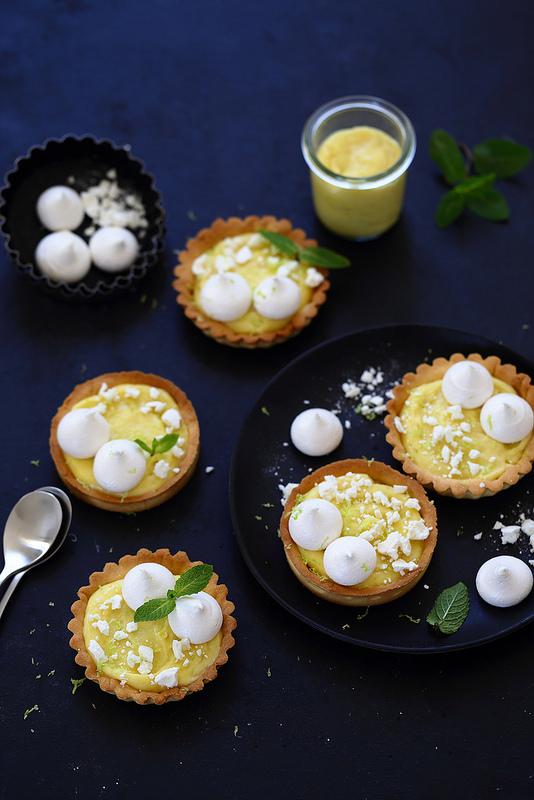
[34,183,139,282]
[288,497,377,586]
[122,563,223,644]
[441,360,534,444]
[57,407,147,494]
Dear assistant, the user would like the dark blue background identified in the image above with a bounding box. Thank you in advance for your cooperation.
[1,1,534,798]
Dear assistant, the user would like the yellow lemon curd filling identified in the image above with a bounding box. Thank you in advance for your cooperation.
[317,126,402,178]
[83,578,222,691]
[398,377,530,481]
[64,382,189,497]
[191,232,323,334]
[312,126,405,240]
[292,472,431,588]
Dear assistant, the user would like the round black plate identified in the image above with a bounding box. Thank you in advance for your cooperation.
[229,324,534,652]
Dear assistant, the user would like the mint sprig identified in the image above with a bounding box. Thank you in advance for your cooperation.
[134,433,179,457]
[259,229,350,269]
[134,563,214,623]
[426,581,470,634]
[430,129,531,227]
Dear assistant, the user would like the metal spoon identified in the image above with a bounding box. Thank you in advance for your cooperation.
[0,488,71,619]
[0,490,63,592]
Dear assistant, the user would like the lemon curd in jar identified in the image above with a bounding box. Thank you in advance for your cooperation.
[312,125,405,240]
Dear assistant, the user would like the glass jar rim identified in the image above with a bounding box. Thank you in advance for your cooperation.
[301,95,416,188]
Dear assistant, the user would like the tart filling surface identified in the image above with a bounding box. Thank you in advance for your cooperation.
[68,549,236,705]
[280,459,437,606]
[50,371,199,511]
[385,354,534,498]
[173,216,330,347]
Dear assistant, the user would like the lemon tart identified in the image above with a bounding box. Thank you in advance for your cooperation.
[50,371,200,512]
[280,458,437,606]
[384,353,534,498]
[68,548,236,704]
[173,215,330,348]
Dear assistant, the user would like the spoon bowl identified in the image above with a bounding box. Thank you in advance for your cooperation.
[0,488,72,620]
[0,490,63,591]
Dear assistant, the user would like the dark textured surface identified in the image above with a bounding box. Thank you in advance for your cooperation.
[1,1,534,797]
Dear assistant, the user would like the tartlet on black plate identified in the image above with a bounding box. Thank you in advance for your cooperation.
[0,134,165,301]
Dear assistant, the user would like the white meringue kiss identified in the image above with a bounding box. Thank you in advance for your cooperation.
[89,226,139,272]
[36,185,85,231]
[93,439,147,493]
[476,555,533,607]
[323,536,377,586]
[199,272,252,321]
[290,408,343,456]
[441,361,494,408]
[122,563,176,611]
[35,230,91,282]
[57,407,110,459]
[480,393,534,444]
[288,497,343,550]
[167,591,223,644]
[253,275,301,319]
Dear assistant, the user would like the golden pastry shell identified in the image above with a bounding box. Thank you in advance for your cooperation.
[384,353,534,499]
[279,458,438,607]
[50,371,200,512]
[67,548,236,705]
[173,215,330,348]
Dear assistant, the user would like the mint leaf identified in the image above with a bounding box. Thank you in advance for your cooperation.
[135,438,153,455]
[429,129,467,185]
[435,190,465,227]
[134,596,176,623]
[453,173,495,196]
[465,187,509,221]
[152,433,179,454]
[259,229,349,269]
[173,563,213,598]
[134,434,179,457]
[473,138,532,179]
[299,246,350,268]
[258,229,300,257]
[427,581,469,634]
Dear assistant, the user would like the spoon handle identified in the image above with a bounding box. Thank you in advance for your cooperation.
[0,571,24,621]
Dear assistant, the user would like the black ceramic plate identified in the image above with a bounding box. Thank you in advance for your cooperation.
[229,324,534,652]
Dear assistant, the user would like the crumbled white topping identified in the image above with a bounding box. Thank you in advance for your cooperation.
[154,459,171,479]
[88,639,107,663]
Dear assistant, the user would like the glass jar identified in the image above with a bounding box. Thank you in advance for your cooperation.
[301,95,416,240]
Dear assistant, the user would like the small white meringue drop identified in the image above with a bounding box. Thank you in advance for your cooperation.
[323,536,377,586]
[199,272,252,321]
[89,226,139,272]
[288,497,343,550]
[476,555,533,607]
[35,230,91,282]
[290,408,344,456]
[122,563,176,611]
[480,393,534,443]
[36,185,85,231]
[167,591,223,644]
[441,361,494,408]
[253,275,301,319]
[93,439,147,493]
[57,407,110,459]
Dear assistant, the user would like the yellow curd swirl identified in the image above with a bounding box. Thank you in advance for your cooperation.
[192,232,321,334]
[292,472,431,588]
[64,383,190,497]
[398,377,530,481]
[83,578,223,692]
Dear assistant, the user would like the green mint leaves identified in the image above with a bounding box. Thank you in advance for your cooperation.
[134,433,179,457]
[133,563,213,623]
[259,229,350,269]
[427,581,470,634]
[430,129,531,227]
